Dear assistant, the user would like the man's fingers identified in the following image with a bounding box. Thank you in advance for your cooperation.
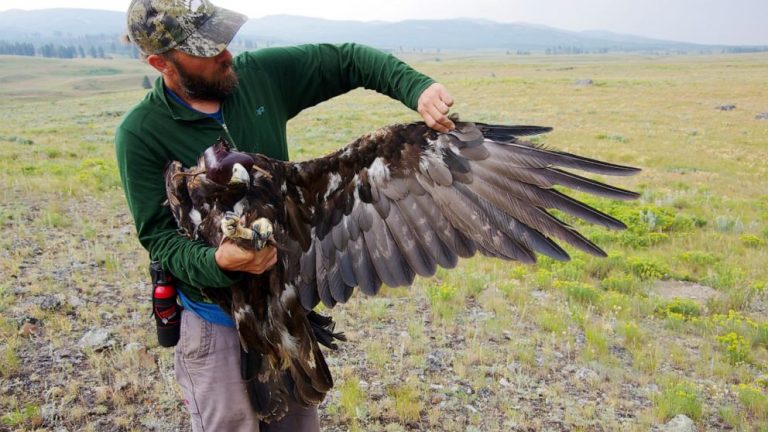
[441,90,454,107]
[422,111,449,133]
[434,99,450,115]
[418,83,456,132]
[428,105,454,132]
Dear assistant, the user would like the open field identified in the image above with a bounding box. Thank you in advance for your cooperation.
[1,53,767,431]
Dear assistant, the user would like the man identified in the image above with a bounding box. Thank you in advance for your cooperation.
[116,0,455,430]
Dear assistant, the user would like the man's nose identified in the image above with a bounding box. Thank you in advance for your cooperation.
[215,49,233,63]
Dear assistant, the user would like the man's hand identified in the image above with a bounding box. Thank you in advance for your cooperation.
[215,239,277,275]
[417,83,455,133]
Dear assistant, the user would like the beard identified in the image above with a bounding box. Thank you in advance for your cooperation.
[172,59,239,101]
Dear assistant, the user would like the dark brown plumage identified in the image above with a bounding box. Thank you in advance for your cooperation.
[164,120,640,421]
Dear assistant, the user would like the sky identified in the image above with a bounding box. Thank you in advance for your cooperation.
[0,0,766,45]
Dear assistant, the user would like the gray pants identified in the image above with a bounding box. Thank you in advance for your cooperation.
[174,310,321,431]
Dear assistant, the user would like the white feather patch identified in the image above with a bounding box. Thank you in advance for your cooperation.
[368,157,390,184]
[419,147,447,172]
[189,209,202,228]
[233,197,248,216]
[280,284,296,306]
[233,304,254,323]
[352,174,360,200]
[280,331,299,355]
[323,173,342,201]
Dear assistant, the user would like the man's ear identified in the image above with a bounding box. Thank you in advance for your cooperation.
[147,54,171,74]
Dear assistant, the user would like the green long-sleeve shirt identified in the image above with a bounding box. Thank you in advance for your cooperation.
[115,43,434,301]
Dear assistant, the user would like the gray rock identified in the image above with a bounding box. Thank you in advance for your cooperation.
[574,79,593,86]
[78,328,113,351]
[716,104,736,111]
[658,414,696,432]
[575,367,599,381]
[756,112,768,120]
[123,342,144,352]
[643,383,660,395]
[41,403,57,423]
[40,295,62,310]
[67,295,85,308]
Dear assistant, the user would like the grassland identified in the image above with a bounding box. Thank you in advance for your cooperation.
[0,53,767,431]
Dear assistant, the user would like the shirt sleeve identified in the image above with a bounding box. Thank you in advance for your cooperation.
[115,124,241,289]
[245,43,435,119]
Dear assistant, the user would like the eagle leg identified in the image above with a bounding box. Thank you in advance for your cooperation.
[250,218,273,250]
[221,211,248,239]
[220,212,274,250]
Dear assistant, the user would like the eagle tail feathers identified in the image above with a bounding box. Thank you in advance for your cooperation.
[240,348,290,423]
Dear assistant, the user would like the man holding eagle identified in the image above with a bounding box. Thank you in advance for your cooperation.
[116,0,639,430]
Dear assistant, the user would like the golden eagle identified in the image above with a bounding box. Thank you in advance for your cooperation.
[164,119,639,421]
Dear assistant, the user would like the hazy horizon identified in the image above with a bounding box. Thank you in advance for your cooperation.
[1,0,766,46]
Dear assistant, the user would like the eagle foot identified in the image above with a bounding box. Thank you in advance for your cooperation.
[221,212,246,239]
[220,212,273,250]
[251,218,273,250]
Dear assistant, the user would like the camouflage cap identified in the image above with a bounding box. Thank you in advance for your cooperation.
[127,0,247,57]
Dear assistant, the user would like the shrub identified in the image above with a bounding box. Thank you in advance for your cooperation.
[536,309,568,334]
[618,321,643,347]
[656,298,701,320]
[739,234,764,248]
[558,281,600,305]
[755,323,768,348]
[600,273,638,294]
[584,324,608,357]
[677,250,720,267]
[703,265,744,290]
[716,332,750,365]
[388,378,422,423]
[670,213,706,231]
[426,282,459,320]
[628,257,669,280]
[715,216,744,233]
[552,258,586,281]
[654,381,703,421]
[586,253,627,279]
[339,378,365,422]
[1,404,41,427]
[531,268,553,290]
[737,383,768,419]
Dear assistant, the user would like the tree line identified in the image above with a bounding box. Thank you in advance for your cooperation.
[0,40,139,59]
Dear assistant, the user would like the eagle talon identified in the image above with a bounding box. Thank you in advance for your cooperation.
[221,212,241,238]
[251,218,273,250]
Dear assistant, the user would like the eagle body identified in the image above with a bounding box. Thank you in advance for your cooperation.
[164,120,640,421]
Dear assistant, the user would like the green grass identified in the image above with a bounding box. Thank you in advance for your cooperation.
[1,53,768,431]
[654,380,703,421]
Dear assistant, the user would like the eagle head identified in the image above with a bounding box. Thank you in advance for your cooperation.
[230,163,251,185]
[203,138,255,186]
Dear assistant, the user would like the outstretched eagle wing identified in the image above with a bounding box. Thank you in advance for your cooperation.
[277,121,640,310]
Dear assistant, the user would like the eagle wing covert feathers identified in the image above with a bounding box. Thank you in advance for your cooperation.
[163,119,640,421]
[278,120,640,309]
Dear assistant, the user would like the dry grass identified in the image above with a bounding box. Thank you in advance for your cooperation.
[1,52,767,431]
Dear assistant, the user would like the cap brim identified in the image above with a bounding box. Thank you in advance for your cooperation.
[176,6,247,57]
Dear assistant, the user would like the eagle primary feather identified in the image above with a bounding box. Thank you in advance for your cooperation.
[163,120,640,421]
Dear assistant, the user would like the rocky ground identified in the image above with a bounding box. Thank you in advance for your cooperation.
[1,200,761,431]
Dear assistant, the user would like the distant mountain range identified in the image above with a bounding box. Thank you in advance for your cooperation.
[0,8,764,54]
